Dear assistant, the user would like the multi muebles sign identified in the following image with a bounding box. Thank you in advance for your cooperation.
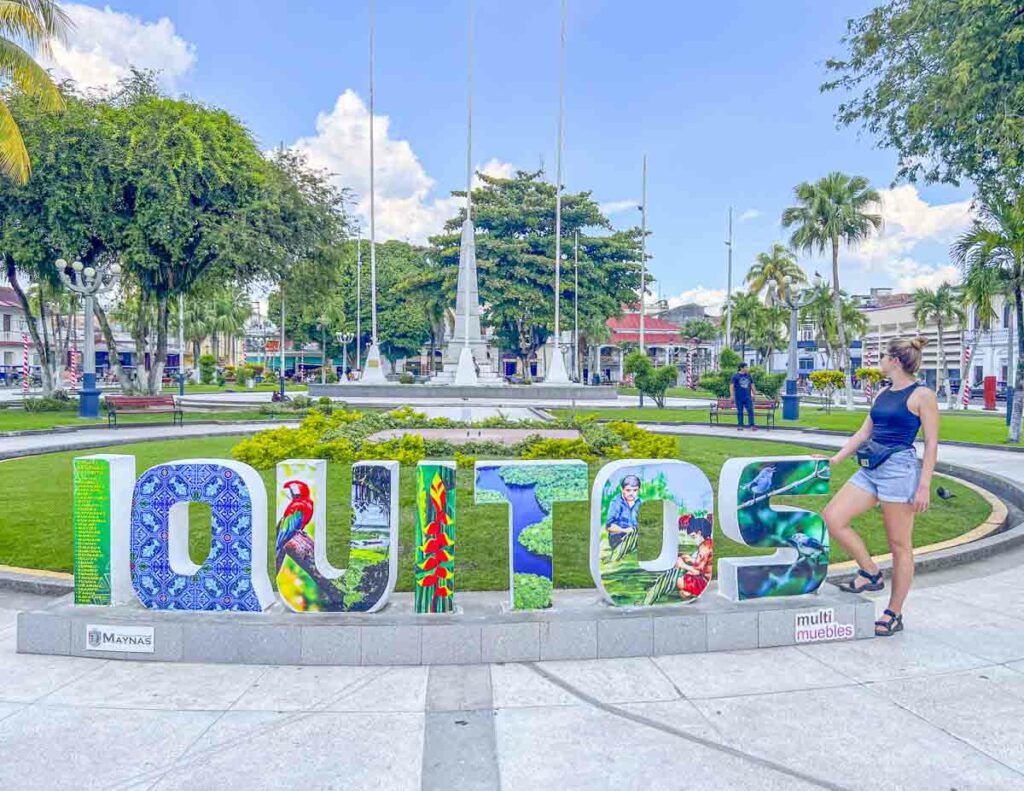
[72,454,831,614]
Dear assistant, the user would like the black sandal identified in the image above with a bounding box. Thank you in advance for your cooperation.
[875,608,904,637]
[837,568,884,593]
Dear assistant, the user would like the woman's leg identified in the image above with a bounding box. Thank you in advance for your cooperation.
[880,502,915,614]
[823,481,879,588]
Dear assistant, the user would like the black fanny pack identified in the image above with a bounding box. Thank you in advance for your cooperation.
[855,440,902,470]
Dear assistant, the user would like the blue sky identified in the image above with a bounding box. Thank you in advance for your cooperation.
[46,1,975,312]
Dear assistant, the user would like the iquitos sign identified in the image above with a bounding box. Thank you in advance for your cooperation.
[72,453,834,617]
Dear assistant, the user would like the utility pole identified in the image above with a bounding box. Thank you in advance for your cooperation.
[725,206,733,349]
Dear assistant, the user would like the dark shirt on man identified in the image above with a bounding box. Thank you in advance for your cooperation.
[731,371,754,402]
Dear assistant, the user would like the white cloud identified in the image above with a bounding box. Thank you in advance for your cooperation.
[890,260,960,292]
[600,199,640,217]
[850,185,973,269]
[738,208,760,222]
[292,89,464,244]
[41,4,195,92]
[667,286,727,315]
[474,158,515,185]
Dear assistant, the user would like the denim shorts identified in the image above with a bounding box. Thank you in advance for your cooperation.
[848,448,921,503]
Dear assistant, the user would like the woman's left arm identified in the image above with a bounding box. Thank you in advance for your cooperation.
[914,388,940,513]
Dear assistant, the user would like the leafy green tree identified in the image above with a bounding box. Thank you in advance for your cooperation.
[112,93,284,392]
[421,170,642,381]
[746,244,806,306]
[0,89,119,394]
[0,0,69,183]
[824,0,1024,195]
[913,282,964,408]
[782,172,881,409]
[624,350,677,408]
[953,196,1024,440]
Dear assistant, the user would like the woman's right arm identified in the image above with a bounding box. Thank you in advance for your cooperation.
[830,414,874,466]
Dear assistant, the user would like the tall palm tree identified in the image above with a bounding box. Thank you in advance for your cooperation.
[745,244,806,306]
[0,1,70,183]
[800,279,867,370]
[782,172,882,409]
[422,294,448,375]
[953,196,1024,441]
[726,291,763,358]
[913,283,965,409]
[957,263,1004,410]
[750,305,787,367]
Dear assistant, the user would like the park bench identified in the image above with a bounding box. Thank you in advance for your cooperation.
[708,398,778,430]
[106,395,183,428]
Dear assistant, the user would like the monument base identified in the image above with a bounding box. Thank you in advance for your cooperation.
[309,382,614,401]
[17,583,874,666]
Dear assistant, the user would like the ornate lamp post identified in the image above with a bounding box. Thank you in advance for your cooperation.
[317,315,329,385]
[58,258,121,419]
[336,331,354,383]
[780,276,814,421]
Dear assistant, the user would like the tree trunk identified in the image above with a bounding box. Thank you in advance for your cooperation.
[148,294,169,395]
[3,257,54,395]
[94,303,133,392]
[1011,286,1024,443]
[832,237,853,410]
[936,322,948,408]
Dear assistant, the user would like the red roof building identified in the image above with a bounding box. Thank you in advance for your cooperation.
[606,313,684,346]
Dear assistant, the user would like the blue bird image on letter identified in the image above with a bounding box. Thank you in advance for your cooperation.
[740,465,776,502]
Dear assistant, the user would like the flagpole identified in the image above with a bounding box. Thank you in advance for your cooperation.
[362,0,385,382]
[545,0,570,384]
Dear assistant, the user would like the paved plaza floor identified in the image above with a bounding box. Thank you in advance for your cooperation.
[4,541,1024,790]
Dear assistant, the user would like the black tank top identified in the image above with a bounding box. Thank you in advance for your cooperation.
[869,383,921,449]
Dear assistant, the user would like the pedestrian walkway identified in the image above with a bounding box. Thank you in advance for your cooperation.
[646,421,1024,482]
[5,540,1024,790]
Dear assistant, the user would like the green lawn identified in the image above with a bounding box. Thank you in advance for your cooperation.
[0,409,295,433]
[0,434,989,591]
[554,405,1019,446]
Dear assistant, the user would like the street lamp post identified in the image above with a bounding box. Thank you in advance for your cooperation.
[58,258,121,419]
[781,278,813,421]
[317,315,328,385]
[336,331,354,383]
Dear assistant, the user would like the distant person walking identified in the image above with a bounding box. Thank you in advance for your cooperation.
[821,336,939,637]
[730,362,757,431]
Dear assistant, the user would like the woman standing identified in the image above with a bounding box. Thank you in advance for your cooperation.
[821,337,939,636]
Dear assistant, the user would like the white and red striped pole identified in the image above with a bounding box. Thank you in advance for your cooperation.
[21,332,29,394]
[864,346,873,403]
[962,346,972,408]
[686,347,694,389]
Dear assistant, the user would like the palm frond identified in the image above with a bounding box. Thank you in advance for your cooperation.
[0,97,29,183]
[0,36,63,110]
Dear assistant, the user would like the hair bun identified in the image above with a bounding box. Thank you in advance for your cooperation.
[910,336,929,351]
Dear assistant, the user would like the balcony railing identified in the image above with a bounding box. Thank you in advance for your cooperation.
[0,331,29,344]
[963,328,1012,346]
